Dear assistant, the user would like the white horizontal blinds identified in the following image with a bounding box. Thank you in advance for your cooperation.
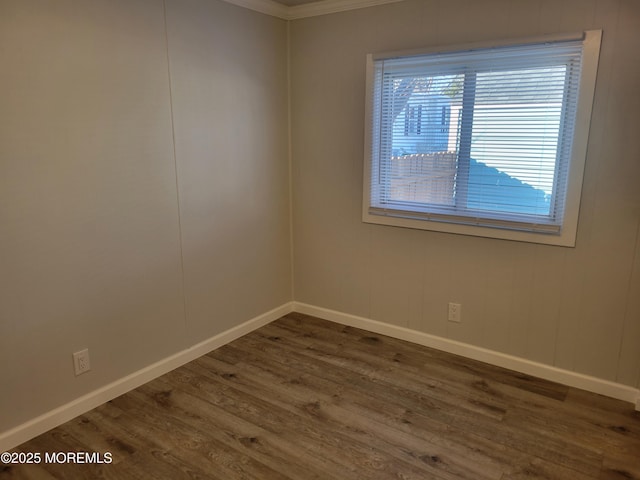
[372,39,584,232]
[466,66,566,219]
[370,60,384,202]
[375,69,462,209]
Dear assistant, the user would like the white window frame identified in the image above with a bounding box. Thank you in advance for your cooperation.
[362,31,602,247]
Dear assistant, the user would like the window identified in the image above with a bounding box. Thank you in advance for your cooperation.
[363,31,601,246]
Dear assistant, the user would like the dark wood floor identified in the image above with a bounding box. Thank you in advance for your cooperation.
[3,313,640,479]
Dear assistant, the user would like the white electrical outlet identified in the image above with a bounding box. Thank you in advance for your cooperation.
[73,349,91,376]
[448,303,462,323]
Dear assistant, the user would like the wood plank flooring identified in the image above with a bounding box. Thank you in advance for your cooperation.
[3,313,640,479]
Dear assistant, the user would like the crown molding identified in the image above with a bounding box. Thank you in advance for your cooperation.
[221,0,405,20]
[285,0,404,19]
[222,0,290,19]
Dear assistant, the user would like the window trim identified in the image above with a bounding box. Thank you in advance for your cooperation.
[362,30,602,247]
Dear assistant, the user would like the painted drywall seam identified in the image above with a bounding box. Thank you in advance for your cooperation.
[162,0,189,329]
[287,20,296,302]
[629,216,640,390]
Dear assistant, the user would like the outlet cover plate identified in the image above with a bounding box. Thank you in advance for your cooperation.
[73,349,91,376]
[448,303,462,323]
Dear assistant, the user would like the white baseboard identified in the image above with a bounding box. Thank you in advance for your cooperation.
[293,302,640,409]
[3,299,638,452]
[0,302,295,452]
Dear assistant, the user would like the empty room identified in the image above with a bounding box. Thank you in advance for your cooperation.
[1,0,639,478]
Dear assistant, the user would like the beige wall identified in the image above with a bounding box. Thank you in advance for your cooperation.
[291,0,640,388]
[0,0,290,432]
[1,0,639,438]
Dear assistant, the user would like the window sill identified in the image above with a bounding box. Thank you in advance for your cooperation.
[362,210,578,247]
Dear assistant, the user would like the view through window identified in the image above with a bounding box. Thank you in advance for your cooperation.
[364,31,602,246]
